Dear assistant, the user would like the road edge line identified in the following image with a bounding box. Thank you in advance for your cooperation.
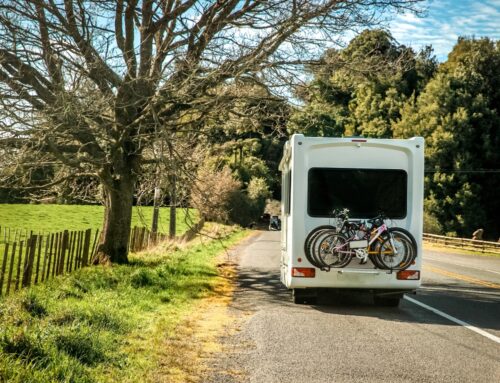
[404,296,500,344]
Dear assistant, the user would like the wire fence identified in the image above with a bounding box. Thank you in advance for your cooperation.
[0,221,201,298]
[0,229,99,297]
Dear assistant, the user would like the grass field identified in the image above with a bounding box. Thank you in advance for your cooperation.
[0,204,197,239]
[0,224,248,382]
[0,204,199,293]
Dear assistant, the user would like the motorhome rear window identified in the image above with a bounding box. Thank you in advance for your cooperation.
[307,168,407,218]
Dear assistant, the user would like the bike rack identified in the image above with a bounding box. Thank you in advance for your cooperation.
[337,269,394,275]
[337,269,381,275]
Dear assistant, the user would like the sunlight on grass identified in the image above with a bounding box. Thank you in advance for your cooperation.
[0,224,248,382]
[0,204,198,235]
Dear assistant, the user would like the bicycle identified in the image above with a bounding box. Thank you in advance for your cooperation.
[304,210,417,271]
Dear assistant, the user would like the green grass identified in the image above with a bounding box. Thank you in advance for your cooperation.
[0,224,248,382]
[0,204,197,236]
[0,205,199,295]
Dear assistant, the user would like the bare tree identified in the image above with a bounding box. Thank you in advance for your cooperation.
[0,0,421,263]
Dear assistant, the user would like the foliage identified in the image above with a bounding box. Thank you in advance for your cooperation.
[423,210,443,235]
[190,163,271,227]
[288,103,346,137]
[224,176,272,227]
[395,37,500,238]
[290,29,437,138]
[190,165,241,223]
[265,199,282,216]
[203,83,290,199]
[227,191,260,227]
[248,177,271,205]
[0,225,248,382]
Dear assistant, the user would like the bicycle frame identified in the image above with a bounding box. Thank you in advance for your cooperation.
[332,219,396,257]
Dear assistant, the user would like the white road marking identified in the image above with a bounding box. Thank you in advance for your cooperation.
[424,256,500,275]
[404,296,500,344]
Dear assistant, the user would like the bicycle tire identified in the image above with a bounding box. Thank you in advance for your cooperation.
[309,228,339,268]
[313,232,352,268]
[387,228,417,269]
[368,238,386,269]
[377,231,416,270]
[304,225,336,268]
[388,228,417,251]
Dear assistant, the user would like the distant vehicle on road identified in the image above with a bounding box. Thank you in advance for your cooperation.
[269,215,281,231]
[278,134,424,306]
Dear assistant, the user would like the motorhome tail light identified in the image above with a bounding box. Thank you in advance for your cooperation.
[292,267,316,278]
[397,270,420,280]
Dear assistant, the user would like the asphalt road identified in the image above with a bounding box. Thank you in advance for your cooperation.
[207,231,500,383]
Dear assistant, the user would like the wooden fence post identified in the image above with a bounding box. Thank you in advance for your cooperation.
[15,241,24,291]
[6,242,16,295]
[46,233,55,281]
[67,232,75,272]
[40,234,50,283]
[57,230,69,275]
[0,243,10,296]
[52,232,60,277]
[22,235,37,288]
[82,229,92,267]
[129,227,135,252]
[34,234,43,284]
[90,229,99,263]
[76,231,83,268]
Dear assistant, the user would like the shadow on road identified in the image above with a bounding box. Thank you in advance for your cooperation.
[229,231,500,338]
[232,268,293,311]
[232,266,500,331]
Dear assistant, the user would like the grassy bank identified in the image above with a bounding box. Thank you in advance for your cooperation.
[0,224,248,382]
[0,204,197,235]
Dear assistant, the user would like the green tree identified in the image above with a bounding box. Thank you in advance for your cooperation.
[203,83,290,198]
[290,29,436,138]
[395,38,500,238]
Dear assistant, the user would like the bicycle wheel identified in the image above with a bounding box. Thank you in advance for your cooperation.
[309,228,339,268]
[304,225,336,268]
[388,228,417,252]
[377,232,415,270]
[314,232,352,268]
[368,237,386,269]
[387,228,417,269]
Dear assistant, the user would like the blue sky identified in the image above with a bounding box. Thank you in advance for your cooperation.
[388,0,500,61]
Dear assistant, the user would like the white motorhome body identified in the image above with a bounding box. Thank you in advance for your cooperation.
[279,134,424,303]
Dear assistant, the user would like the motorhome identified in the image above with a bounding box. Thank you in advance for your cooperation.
[279,134,424,306]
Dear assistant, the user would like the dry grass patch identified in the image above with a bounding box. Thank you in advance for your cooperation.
[423,242,500,258]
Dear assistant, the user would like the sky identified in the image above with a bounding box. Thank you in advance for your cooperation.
[388,0,500,61]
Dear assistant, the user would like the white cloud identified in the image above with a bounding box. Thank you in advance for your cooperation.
[388,0,500,60]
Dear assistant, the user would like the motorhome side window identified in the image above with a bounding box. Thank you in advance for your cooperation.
[284,170,291,215]
[307,168,407,218]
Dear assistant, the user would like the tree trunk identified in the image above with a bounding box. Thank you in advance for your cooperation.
[169,173,176,239]
[152,186,161,234]
[98,178,135,264]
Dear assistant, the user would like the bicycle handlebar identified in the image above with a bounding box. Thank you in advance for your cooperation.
[330,209,388,227]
